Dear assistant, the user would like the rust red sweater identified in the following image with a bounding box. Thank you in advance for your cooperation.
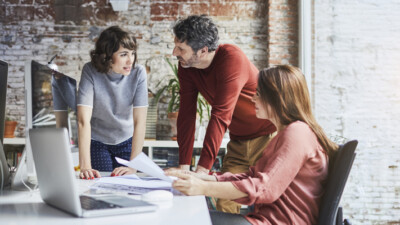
[177,44,276,169]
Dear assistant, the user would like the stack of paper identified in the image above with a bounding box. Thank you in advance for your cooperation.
[91,153,177,195]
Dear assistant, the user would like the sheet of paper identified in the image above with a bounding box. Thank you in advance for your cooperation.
[96,176,172,189]
[115,153,176,182]
[91,182,171,195]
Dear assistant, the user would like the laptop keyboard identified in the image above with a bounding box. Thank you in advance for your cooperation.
[80,196,121,210]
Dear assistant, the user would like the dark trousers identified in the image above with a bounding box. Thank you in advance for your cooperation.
[90,137,132,171]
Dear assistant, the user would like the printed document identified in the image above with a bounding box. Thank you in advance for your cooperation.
[115,153,176,182]
[91,153,177,194]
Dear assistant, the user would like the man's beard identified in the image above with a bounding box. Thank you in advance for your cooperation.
[177,54,199,68]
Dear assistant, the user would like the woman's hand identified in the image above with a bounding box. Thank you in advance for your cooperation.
[79,168,101,180]
[166,170,207,196]
[111,166,136,176]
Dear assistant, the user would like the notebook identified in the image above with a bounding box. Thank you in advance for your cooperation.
[28,128,157,217]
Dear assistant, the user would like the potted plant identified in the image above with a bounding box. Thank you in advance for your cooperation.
[4,114,18,138]
[155,58,210,140]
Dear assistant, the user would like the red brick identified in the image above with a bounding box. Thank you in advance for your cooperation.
[178,3,209,16]
[151,0,196,2]
[209,2,257,18]
[150,3,179,17]
[151,16,177,22]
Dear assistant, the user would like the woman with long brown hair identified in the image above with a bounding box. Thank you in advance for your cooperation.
[166,65,338,225]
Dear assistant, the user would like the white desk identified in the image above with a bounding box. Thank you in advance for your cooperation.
[0,178,212,225]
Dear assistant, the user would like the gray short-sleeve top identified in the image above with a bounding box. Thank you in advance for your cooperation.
[77,62,148,145]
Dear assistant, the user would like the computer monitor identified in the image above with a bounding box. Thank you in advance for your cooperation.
[0,60,10,189]
[0,60,8,144]
[24,60,78,180]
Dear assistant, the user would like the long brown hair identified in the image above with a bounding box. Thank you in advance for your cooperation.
[258,65,338,157]
[90,26,137,73]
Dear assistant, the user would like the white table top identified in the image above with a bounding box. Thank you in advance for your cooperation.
[0,178,212,225]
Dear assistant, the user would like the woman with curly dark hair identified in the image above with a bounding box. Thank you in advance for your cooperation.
[77,26,148,179]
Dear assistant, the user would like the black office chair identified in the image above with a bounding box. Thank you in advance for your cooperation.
[317,140,358,225]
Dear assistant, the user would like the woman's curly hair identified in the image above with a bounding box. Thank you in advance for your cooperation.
[90,26,137,73]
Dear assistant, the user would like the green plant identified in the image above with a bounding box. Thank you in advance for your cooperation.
[5,108,13,121]
[155,58,211,123]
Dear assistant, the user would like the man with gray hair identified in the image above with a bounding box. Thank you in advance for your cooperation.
[170,15,276,214]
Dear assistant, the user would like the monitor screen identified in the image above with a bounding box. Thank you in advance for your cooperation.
[0,60,10,188]
[0,60,8,144]
[24,60,78,180]
[29,60,78,144]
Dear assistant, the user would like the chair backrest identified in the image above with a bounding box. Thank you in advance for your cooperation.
[317,140,358,225]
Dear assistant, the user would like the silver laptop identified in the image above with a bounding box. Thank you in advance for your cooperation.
[29,128,157,217]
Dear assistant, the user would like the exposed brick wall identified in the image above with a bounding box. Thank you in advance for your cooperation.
[314,1,400,224]
[1,0,298,138]
[267,0,298,66]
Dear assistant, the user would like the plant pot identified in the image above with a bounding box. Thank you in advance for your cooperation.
[167,112,179,140]
[4,121,18,138]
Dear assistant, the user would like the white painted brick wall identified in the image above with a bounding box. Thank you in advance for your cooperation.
[314,1,400,224]
[0,0,268,138]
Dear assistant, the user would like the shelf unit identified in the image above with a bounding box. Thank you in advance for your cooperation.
[143,139,228,171]
[143,139,228,159]
[3,138,26,168]
[3,138,26,145]
[4,138,229,170]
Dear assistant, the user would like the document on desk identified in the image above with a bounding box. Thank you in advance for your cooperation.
[91,153,177,194]
[115,153,176,182]
[92,174,172,195]
[96,174,172,188]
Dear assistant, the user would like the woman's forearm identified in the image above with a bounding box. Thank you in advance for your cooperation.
[131,107,147,159]
[131,124,145,159]
[78,121,92,169]
[203,181,248,200]
[77,106,93,169]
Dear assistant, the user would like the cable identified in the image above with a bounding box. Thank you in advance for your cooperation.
[18,156,38,193]
[0,159,4,194]
[20,172,33,192]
